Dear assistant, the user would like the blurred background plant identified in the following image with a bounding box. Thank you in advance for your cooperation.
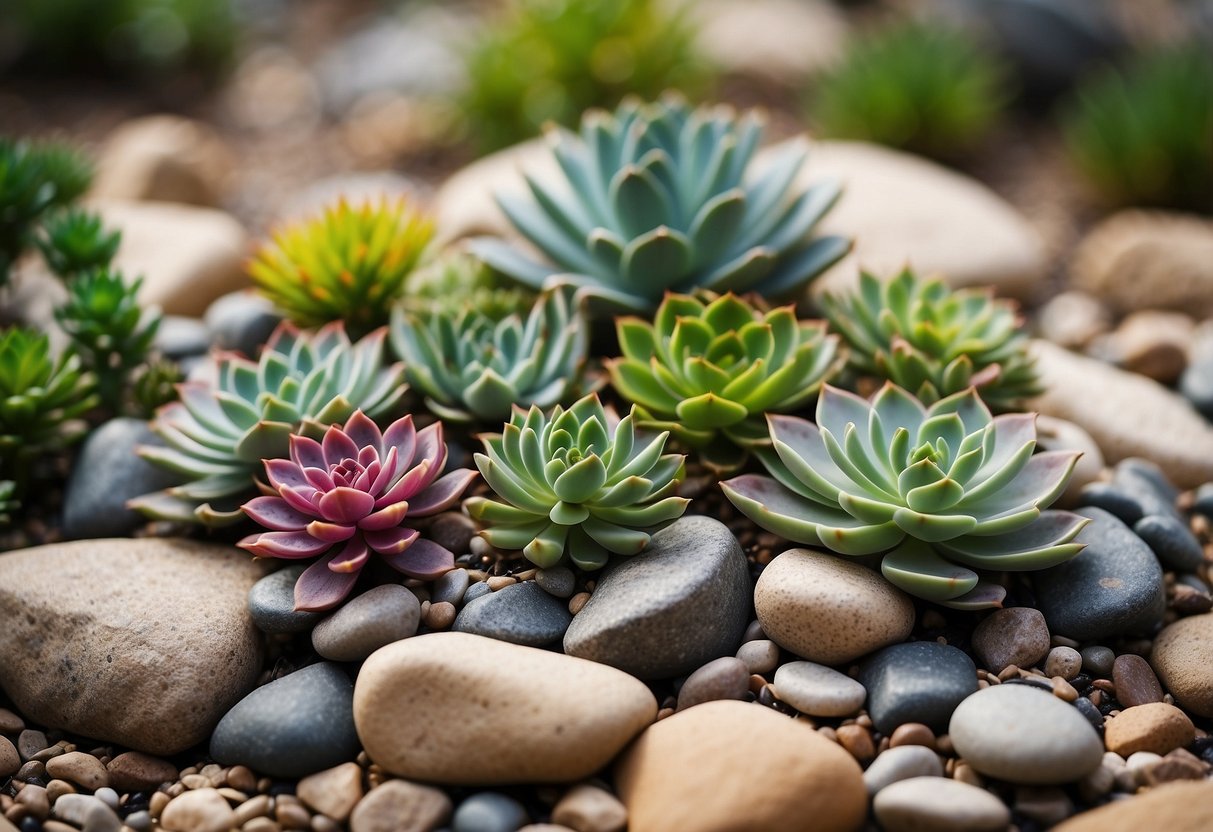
[458,0,715,153]
[1062,43,1213,212]
[808,20,1013,161]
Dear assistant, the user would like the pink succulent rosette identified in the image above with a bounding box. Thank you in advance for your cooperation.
[238,410,477,611]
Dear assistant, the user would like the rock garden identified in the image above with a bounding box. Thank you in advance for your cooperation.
[2,1,1213,831]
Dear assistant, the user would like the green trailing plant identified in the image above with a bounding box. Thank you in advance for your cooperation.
[464,394,689,570]
[810,21,1010,159]
[607,291,842,472]
[460,0,712,153]
[0,327,97,484]
[0,137,92,286]
[54,269,159,415]
[36,208,122,279]
[0,479,17,525]
[721,384,1087,609]
[249,199,435,338]
[391,288,590,424]
[1063,44,1213,212]
[821,269,1040,411]
[404,250,534,321]
[471,95,850,316]
[129,322,407,526]
[130,358,183,418]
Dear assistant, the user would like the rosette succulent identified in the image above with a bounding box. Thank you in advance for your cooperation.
[822,269,1040,411]
[131,322,406,526]
[722,384,1087,608]
[36,208,121,279]
[471,95,850,315]
[249,199,435,337]
[465,395,689,570]
[239,410,477,611]
[404,250,534,321]
[391,289,589,423]
[608,291,842,472]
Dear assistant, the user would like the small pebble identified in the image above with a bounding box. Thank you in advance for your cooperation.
[568,592,591,615]
[676,657,750,711]
[431,568,470,606]
[1080,645,1115,678]
[889,724,935,750]
[971,607,1051,673]
[535,566,576,599]
[1045,647,1082,680]
[0,737,18,778]
[1112,654,1164,707]
[862,746,943,795]
[464,581,492,604]
[453,791,530,832]
[772,662,866,717]
[873,777,1010,832]
[550,784,626,832]
[17,731,47,760]
[836,724,875,764]
[1052,677,1078,702]
[424,601,457,630]
[736,639,779,675]
[486,576,516,591]
[1104,702,1195,756]
[1014,786,1073,826]
[0,708,24,733]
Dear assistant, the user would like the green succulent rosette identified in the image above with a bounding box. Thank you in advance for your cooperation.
[722,383,1087,609]
[471,94,850,316]
[465,394,689,570]
[608,291,842,472]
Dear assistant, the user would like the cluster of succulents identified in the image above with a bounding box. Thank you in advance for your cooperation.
[810,21,1011,160]
[465,395,689,570]
[131,322,406,525]
[460,0,712,152]
[822,269,1040,411]
[249,199,435,338]
[1063,44,1213,212]
[722,384,1086,608]
[608,291,842,472]
[403,250,534,321]
[239,410,477,610]
[35,208,122,279]
[472,95,850,316]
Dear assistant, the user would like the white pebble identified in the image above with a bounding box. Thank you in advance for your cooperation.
[863,746,944,795]
[874,776,1010,832]
[772,661,866,717]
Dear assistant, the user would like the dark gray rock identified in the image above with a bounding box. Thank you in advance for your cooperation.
[311,584,419,662]
[61,418,180,539]
[1113,459,1180,518]
[1077,482,1144,526]
[535,565,575,599]
[248,565,323,634]
[1134,514,1203,572]
[452,791,529,832]
[463,581,491,605]
[153,316,211,361]
[209,662,359,778]
[431,568,470,607]
[563,516,751,680]
[1192,483,1213,519]
[1033,507,1166,641]
[453,581,571,648]
[1180,359,1213,419]
[204,290,282,359]
[676,657,750,712]
[1072,694,1104,730]
[859,642,978,735]
[428,512,476,556]
[1080,645,1115,678]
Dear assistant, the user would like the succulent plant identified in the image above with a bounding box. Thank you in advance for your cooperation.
[0,479,17,525]
[130,322,407,526]
[465,395,689,570]
[471,95,850,316]
[391,288,589,424]
[36,208,122,279]
[821,269,1040,411]
[459,0,712,153]
[0,327,97,479]
[55,269,159,415]
[239,410,477,611]
[249,199,435,338]
[810,21,1010,159]
[404,250,534,322]
[608,291,842,472]
[722,384,1087,608]
[130,358,184,418]
[1063,44,1213,212]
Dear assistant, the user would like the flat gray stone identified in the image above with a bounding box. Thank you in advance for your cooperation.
[453,581,571,648]
[563,516,751,680]
[312,584,420,662]
[248,565,323,634]
[859,642,978,735]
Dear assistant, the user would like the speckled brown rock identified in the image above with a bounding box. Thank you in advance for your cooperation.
[754,549,914,664]
[105,752,178,792]
[970,607,1051,673]
[0,539,265,755]
[354,632,656,784]
[297,762,363,824]
[1104,703,1194,757]
[1052,780,1213,832]
[349,780,451,832]
[1151,614,1213,717]
[160,788,238,832]
[615,700,866,832]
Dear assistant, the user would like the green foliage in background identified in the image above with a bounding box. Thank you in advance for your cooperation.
[810,21,1011,160]
[460,0,713,153]
[1063,44,1213,212]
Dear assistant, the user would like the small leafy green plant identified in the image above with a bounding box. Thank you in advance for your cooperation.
[464,394,689,570]
[722,384,1086,609]
[809,21,1010,160]
[608,291,842,472]
[1063,44,1213,211]
[36,208,122,279]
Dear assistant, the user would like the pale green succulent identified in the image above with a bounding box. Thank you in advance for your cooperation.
[471,95,850,316]
[464,394,689,570]
[130,321,407,526]
[608,291,842,472]
[722,384,1087,609]
[391,289,589,424]
[404,250,534,321]
[822,269,1040,411]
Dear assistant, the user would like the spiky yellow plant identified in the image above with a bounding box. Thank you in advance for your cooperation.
[250,199,435,337]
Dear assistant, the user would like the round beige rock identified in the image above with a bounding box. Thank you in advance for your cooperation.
[551,784,627,832]
[92,115,235,207]
[354,632,656,784]
[297,762,363,824]
[349,779,451,832]
[1052,780,1213,832]
[615,700,866,832]
[755,549,914,664]
[773,661,866,717]
[1151,614,1213,717]
[45,751,108,791]
[0,736,17,778]
[1104,703,1194,757]
[160,788,238,832]
[874,777,1009,832]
